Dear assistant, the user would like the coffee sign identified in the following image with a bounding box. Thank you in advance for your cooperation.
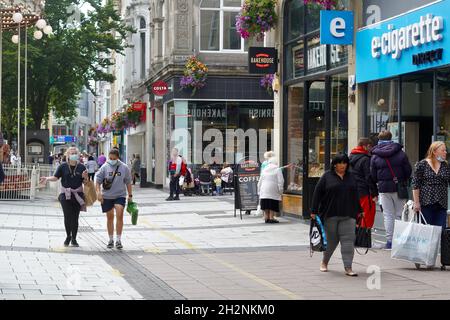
[151,80,169,96]
[248,47,278,74]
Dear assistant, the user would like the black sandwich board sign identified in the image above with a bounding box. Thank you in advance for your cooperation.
[234,158,260,220]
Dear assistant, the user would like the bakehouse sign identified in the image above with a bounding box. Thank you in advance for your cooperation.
[248,47,278,74]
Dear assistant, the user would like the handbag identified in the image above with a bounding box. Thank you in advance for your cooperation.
[355,214,372,255]
[310,215,327,256]
[102,165,120,190]
[385,158,409,199]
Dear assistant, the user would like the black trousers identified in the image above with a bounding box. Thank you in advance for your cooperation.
[88,173,95,181]
[169,175,180,197]
[59,196,81,240]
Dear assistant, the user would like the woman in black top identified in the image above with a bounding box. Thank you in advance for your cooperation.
[311,153,363,277]
[40,147,88,247]
[412,141,450,229]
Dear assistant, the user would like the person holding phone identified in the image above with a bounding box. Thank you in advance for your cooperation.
[95,149,133,250]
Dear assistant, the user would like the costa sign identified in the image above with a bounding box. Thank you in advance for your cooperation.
[248,47,278,74]
[151,80,169,96]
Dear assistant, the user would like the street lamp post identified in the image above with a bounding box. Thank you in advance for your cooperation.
[13,12,22,164]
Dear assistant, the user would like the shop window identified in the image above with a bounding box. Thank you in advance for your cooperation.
[329,45,348,69]
[200,0,246,52]
[308,81,326,178]
[366,79,399,141]
[306,34,326,75]
[286,0,304,41]
[331,74,348,157]
[437,68,450,160]
[286,83,304,194]
[401,73,434,166]
[306,3,321,33]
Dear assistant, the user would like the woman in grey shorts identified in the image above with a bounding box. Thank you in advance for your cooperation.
[311,153,363,277]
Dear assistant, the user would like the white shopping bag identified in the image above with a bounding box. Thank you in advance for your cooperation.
[178,176,185,186]
[253,203,264,217]
[401,200,415,222]
[391,212,441,267]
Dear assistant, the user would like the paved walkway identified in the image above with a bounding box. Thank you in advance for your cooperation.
[0,187,450,300]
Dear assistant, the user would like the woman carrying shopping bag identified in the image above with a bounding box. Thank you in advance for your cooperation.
[311,153,363,276]
[412,141,450,229]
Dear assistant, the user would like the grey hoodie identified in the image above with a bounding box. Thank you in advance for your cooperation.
[96,160,132,199]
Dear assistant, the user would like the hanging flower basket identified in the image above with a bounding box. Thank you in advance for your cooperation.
[111,111,126,131]
[303,0,339,10]
[260,74,274,95]
[236,0,278,41]
[97,118,112,134]
[88,125,100,146]
[125,105,142,128]
[180,56,208,96]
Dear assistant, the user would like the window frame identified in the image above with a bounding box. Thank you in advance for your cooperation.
[199,0,265,53]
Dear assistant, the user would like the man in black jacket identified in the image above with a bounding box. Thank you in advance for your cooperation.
[349,138,379,229]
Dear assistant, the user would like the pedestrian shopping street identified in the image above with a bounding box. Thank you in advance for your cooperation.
[0,188,449,300]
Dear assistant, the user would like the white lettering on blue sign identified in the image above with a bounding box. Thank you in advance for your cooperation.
[371,14,444,60]
[331,17,346,38]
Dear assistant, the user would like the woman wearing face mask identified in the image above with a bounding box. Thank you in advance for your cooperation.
[40,147,89,247]
[412,141,450,229]
[95,149,132,250]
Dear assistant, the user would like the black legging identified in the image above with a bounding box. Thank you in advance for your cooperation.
[169,174,180,197]
[88,173,95,181]
[59,197,81,240]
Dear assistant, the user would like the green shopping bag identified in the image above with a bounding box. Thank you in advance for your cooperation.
[127,201,139,225]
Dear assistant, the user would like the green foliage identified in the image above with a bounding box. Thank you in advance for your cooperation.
[1,0,135,140]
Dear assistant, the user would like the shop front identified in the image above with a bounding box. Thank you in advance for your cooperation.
[160,76,274,187]
[357,0,450,178]
[282,0,349,218]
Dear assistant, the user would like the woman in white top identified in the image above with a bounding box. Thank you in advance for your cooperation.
[257,157,284,224]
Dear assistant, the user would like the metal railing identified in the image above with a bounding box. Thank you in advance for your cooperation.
[0,164,59,201]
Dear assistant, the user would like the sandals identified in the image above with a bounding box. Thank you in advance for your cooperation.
[320,262,328,272]
[345,268,358,277]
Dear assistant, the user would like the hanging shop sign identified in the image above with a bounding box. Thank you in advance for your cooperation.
[248,47,278,74]
[150,80,169,96]
[356,1,448,83]
[320,10,354,45]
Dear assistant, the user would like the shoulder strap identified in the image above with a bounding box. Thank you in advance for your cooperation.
[110,164,120,183]
[385,158,398,182]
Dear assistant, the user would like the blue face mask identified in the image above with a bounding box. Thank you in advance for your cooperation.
[437,156,446,163]
[108,159,118,166]
[69,155,78,162]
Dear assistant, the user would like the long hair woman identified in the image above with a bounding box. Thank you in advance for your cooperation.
[310,153,363,276]
[40,147,89,247]
[412,141,450,229]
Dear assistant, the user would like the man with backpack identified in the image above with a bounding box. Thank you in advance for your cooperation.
[166,148,186,201]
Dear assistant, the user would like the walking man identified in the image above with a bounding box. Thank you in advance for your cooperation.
[95,149,133,249]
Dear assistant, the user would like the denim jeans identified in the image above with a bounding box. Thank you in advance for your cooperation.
[379,192,406,242]
[421,203,447,230]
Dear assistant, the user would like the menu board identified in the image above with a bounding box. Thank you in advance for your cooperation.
[235,159,260,216]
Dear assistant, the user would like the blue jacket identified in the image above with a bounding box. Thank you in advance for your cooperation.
[370,142,412,193]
